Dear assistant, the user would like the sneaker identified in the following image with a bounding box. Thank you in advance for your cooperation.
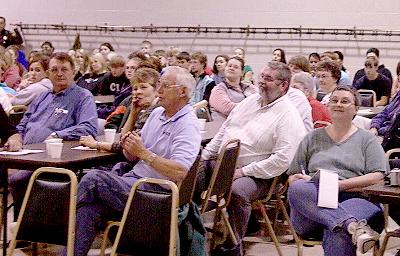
[347,219,380,253]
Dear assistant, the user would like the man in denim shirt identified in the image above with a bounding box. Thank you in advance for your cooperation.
[4,52,98,219]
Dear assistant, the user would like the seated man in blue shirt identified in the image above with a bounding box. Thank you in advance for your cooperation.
[69,66,201,256]
[4,52,98,219]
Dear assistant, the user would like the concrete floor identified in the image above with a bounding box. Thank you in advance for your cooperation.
[6,200,400,256]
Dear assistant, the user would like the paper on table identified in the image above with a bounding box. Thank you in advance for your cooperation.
[71,146,97,151]
[317,169,339,209]
[357,109,372,113]
[0,149,44,156]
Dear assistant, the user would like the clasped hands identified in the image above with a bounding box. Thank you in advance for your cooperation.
[121,131,147,161]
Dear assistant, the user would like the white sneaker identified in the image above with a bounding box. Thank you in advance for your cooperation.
[347,219,380,253]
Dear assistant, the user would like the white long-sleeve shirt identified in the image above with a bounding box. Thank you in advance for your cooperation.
[287,87,313,132]
[202,93,306,179]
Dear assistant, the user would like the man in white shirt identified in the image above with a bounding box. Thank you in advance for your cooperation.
[203,61,306,255]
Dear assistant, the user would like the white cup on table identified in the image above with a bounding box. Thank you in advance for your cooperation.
[48,142,64,159]
[389,168,400,186]
[45,138,63,156]
[104,129,117,143]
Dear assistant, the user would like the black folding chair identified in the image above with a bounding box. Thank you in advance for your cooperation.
[199,139,241,249]
[103,178,179,256]
[8,167,78,256]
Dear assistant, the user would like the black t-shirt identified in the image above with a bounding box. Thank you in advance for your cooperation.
[353,74,392,101]
[98,72,130,96]
[76,73,106,95]
[353,64,393,86]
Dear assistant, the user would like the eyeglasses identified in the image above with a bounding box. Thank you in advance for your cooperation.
[315,74,332,79]
[157,82,183,90]
[329,98,355,106]
[258,74,284,87]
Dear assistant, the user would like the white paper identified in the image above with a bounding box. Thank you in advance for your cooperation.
[71,146,97,151]
[317,169,339,209]
[357,109,372,114]
[0,149,45,156]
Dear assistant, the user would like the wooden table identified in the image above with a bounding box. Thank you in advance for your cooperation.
[363,183,400,256]
[0,141,117,254]
[94,95,115,105]
[357,106,384,119]
[363,183,400,205]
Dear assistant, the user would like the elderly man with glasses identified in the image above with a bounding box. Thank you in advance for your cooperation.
[202,61,306,255]
[69,66,201,256]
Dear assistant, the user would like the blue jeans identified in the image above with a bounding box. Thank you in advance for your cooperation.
[66,170,161,256]
[288,179,383,256]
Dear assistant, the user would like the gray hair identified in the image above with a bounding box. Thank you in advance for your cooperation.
[291,71,315,92]
[267,61,291,84]
[163,66,196,98]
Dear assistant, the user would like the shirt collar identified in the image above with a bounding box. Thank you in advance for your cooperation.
[159,104,193,123]
[257,93,288,109]
[52,83,76,96]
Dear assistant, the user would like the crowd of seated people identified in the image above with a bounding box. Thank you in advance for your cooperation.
[2,20,400,255]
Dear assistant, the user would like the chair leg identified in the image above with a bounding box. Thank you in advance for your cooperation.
[220,210,238,245]
[276,197,306,256]
[100,222,120,256]
[210,207,222,250]
[378,233,391,256]
[258,202,283,256]
[32,242,38,256]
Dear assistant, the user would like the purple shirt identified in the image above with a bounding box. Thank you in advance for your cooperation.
[371,90,400,135]
[125,104,201,180]
[17,83,98,144]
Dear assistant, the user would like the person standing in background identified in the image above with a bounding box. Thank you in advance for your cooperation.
[0,17,23,49]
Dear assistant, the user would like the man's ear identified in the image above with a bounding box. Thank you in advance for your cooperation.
[179,86,188,98]
[281,81,289,92]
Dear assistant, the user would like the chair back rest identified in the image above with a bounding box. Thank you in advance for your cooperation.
[316,90,326,101]
[358,89,377,108]
[7,105,28,127]
[11,167,77,255]
[196,107,212,122]
[113,178,179,256]
[386,148,400,169]
[179,153,201,206]
[208,139,240,201]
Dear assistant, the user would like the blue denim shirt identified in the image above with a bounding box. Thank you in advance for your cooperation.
[17,83,98,144]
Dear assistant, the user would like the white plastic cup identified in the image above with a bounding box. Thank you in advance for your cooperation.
[104,129,117,143]
[197,119,206,131]
[49,142,64,159]
[389,169,400,186]
[45,138,63,156]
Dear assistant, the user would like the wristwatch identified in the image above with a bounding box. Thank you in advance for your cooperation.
[50,132,59,138]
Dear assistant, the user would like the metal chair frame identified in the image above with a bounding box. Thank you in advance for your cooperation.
[8,167,78,256]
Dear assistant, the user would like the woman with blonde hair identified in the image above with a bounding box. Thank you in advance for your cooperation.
[76,52,108,95]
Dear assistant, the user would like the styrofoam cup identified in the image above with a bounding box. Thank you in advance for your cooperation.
[49,142,63,159]
[197,119,206,131]
[45,138,63,156]
[104,129,117,143]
